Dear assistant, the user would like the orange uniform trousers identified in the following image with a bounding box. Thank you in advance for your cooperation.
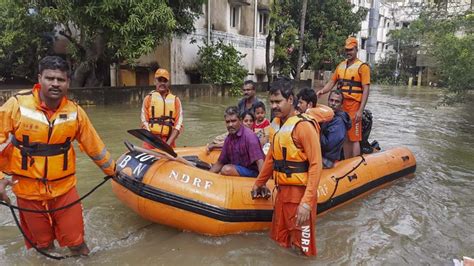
[16,187,85,249]
[270,186,317,256]
[342,98,362,142]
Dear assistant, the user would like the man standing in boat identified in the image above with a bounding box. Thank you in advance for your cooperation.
[141,68,183,148]
[251,78,322,256]
[0,56,115,256]
[316,37,370,158]
[237,80,264,115]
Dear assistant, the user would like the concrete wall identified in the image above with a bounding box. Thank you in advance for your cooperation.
[0,80,312,106]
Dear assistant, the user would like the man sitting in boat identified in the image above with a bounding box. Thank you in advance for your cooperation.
[141,68,183,148]
[209,106,265,177]
[296,88,350,168]
[321,90,352,168]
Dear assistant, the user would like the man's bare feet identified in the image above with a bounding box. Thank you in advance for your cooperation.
[69,242,90,256]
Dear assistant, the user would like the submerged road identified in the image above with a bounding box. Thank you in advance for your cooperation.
[1,85,473,264]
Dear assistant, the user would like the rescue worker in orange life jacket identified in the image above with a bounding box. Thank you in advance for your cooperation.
[251,77,322,256]
[0,56,115,256]
[141,68,183,148]
[317,37,371,159]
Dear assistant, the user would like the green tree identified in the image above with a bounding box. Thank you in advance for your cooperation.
[197,39,248,96]
[1,0,204,86]
[387,10,473,100]
[0,1,54,82]
[266,0,367,81]
[265,0,298,84]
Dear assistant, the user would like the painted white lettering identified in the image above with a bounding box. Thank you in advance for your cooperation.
[318,184,328,197]
[192,178,202,187]
[133,163,147,176]
[301,225,311,253]
[139,155,154,162]
[118,155,132,168]
[302,225,311,238]
[169,170,179,180]
[204,180,213,190]
[181,174,190,183]
[135,153,147,159]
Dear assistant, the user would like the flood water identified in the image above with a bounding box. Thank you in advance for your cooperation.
[1,85,473,265]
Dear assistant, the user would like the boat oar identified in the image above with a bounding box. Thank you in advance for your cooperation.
[124,140,195,167]
[124,140,211,170]
[127,129,177,157]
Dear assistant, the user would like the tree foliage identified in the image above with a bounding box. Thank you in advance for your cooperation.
[197,39,248,96]
[386,9,473,99]
[266,0,367,80]
[0,0,204,86]
[0,1,54,82]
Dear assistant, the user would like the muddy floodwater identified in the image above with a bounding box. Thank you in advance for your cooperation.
[1,85,473,265]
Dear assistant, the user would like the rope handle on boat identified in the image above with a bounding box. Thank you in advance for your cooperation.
[0,175,113,260]
[320,155,366,205]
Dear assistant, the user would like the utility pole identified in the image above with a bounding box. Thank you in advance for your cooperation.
[295,0,308,85]
[394,38,400,84]
[367,0,380,67]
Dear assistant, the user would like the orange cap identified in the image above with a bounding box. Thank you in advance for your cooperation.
[154,68,170,80]
[345,37,358,49]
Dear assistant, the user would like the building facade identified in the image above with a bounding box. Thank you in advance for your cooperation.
[119,0,271,86]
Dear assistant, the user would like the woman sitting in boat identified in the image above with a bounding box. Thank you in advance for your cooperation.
[209,106,265,177]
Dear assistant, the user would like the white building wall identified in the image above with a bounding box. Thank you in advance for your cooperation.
[170,28,269,84]
[168,0,271,85]
[352,0,395,63]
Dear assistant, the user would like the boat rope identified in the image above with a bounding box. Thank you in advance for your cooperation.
[0,175,113,260]
[320,155,366,205]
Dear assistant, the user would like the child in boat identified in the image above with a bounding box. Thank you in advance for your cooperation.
[252,102,270,146]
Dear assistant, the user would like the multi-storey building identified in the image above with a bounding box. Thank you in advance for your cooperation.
[119,0,271,86]
[349,0,396,65]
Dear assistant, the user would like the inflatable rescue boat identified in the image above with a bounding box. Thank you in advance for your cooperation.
[112,145,416,236]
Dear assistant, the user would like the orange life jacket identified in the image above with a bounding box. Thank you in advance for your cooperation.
[8,90,79,200]
[270,114,317,186]
[306,104,334,124]
[335,59,367,102]
[148,91,176,138]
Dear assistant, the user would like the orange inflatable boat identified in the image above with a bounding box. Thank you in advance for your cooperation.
[111,145,416,236]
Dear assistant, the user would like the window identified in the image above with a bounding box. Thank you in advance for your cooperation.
[258,12,268,34]
[230,5,240,29]
[361,38,367,50]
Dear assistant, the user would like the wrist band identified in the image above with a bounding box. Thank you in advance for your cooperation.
[300,203,311,211]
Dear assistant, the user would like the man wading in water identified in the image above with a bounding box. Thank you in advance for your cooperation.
[251,78,322,256]
[0,56,115,256]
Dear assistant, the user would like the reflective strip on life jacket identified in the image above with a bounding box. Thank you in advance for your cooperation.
[10,91,78,182]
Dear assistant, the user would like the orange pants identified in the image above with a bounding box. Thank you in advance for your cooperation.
[16,187,85,249]
[270,187,317,256]
[342,99,362,142]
